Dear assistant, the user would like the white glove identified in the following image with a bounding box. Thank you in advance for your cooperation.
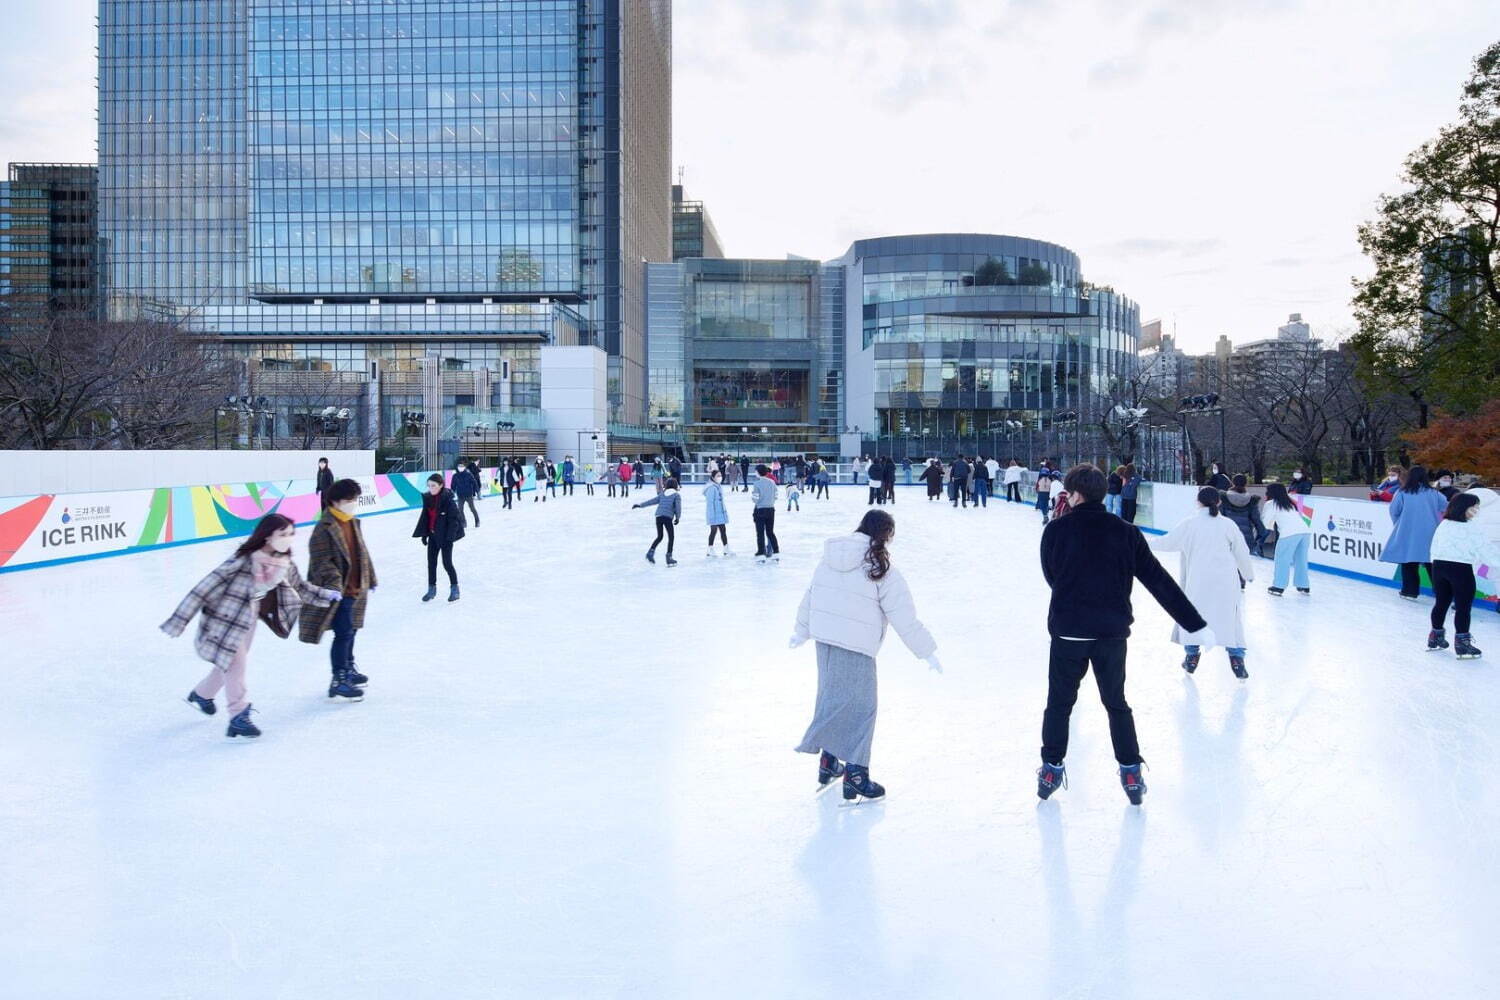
[925,654,943,674]
[320,588,342,605]
[788,635,807,649]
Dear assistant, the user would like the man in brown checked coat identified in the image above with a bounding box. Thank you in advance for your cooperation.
[301,478,378,701]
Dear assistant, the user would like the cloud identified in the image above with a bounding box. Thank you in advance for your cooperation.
[1087,56,1146,89]
[1091,238,1226,257]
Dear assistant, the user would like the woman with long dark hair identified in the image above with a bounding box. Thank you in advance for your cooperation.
[1426,492,1500,658]
[790,510,940,804]
[1119,463,1142,523]
[414,473,465,602]
[1220,473,1267,557]
[162,514,340,739]
[1381,464,1447,600]
[1152,487,1255,679]
[1263,482,1312,596]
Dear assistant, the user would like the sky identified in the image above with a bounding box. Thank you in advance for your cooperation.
[2,1,1497,352]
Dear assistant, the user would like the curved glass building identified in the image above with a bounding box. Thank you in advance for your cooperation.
[834,234,1141,463]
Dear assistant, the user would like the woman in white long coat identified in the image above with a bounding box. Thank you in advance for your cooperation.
[1152,486,1256,680]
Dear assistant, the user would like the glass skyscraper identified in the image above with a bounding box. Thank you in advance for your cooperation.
[97,0,670,438]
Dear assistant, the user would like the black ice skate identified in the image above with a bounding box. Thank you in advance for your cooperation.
[1229,653,1249,680]
[646,547,657,564]
[328,670,365,701]
[1296,587,1311,595]
[1119,762,1147,805]
[226,706,260,740]
[422,585,437,602]
[346,662,369,686]
[186,690,216,716]
[1036,761,1067,800]
[1427,629,1450,652]
[816,751,846,795]
[841,764,885,804]
[448,584,461,603]
[1182,650,1201,674]
[1267,586,1285,597]
[665,554,678,567]
[1455,634,1482,660]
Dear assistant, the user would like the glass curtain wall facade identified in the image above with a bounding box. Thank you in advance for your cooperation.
[646,258,840,457]
[97,0,669,447]
[6,164,99,318]
[838,234,1142,467]
[0,184,52,327]
[670,183,722,260]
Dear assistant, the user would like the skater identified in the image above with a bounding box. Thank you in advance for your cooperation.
[920,458,944,500]
[1036,465,1209,805]
[1371,466,1404,502]
[1382,465,1446,600]
[882,457,897,504]
[164,514,340,739]
[632,458,645,492]
[1119,463,1142,524]
[546,459,559,498]
[501,459,519,509]
[668,454,683,485]
[1263,482,1311,596]
[867,459,883,505]
[1221,474,1267,557]
[635,477,681,565]
[787,479,802,511]
[1289,468,1313,495]
[704,467,732,557]
[606,459,620,497]
[739,454,751,489]
[532,456,549,502]
[1206,462,1231,491]
[453,459,480,527]
[1048,469,1067,522]
[466,459,484,503]
[619,456,634,497]
[816,461,831,499]
[300,478,376,700]
[563,455,576,496]
[791,509,940,803]
[315,456,335,509]
[1152,487,1255,679]
[853,455,866,486]
[1105,466,1124,516]
[950,455,970,508]
[751,464,781,562]
[726,459,741,492]
[1004,458,1023,504]
[973,455,991,508]
[902,456,913,486]
[414,473,465,603]
[986,455,1001,494]
[1427,492,1499,658]
[1035,463,1054,522]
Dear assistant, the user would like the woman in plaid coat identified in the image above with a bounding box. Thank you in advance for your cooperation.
[162,514,339,739]
[300,478,378,701]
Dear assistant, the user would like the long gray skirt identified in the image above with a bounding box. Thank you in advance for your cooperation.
[794,642,878,767]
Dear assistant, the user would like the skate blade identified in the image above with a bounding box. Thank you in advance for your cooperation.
[839,794,885,807]
[328,694,365,703]
[815,779,842,797]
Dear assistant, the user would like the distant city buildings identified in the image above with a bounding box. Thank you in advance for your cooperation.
[0,163,99,326]
[671,184,723,261]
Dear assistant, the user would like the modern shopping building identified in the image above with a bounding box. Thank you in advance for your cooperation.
[96,0,671,462]
[643,233,1145,466]
[0,163,99,326]
[645,257,843,456]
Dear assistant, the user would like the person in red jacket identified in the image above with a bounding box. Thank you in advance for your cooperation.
[618,456,633,499]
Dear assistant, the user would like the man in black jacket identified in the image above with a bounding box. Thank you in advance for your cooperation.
[451,461,480,528]
[949,456,970,508]
[1036,464,1209,805]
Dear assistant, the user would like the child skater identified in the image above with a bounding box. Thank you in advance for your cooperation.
[787,479,802,512]
[634,476,682,565]
[704,467,733,557]
[164,514,340,739]
[1427,491,1500,659]
[791,509,941,803]
[1152,486,1255,680]
[301,478,377,700]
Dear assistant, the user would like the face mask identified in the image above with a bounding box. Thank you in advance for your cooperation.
[1293,473,1303,479]
[267,530,294,554]
[1439,478,1453,488]
[336,500,358,514]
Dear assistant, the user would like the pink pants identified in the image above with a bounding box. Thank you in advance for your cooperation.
[193,626,253,716]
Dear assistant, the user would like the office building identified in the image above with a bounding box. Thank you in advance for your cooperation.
[670,183,723,260]
[0,163,99,325]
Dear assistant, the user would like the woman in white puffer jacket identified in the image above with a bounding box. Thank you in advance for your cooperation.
[790,509,940,803]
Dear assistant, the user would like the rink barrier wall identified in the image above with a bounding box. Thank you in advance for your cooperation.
[0,467,539,575]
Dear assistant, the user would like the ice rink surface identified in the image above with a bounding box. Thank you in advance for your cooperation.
[2,484,1497,999]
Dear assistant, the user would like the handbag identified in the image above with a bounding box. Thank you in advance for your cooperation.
[258,587,291,638]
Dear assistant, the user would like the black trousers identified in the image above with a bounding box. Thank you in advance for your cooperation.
[1006,482,1022,502]
[1041,637,1141,766]
[1121,498,1138,523]
[1400,561,1431,598]
[426,541,457,587]
[1431,560,1476,633]
[708,524,727,546]
[651,515,675,555]
[460,495,479,525]
[501,486,512,508]
[753,507,779,556]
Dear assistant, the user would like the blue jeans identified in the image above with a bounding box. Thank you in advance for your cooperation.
[1105,494,1121,516]
[1273,533,1311,589]
[330,595,357,674]
[974,480,989,506]
[1185,645,1246,659]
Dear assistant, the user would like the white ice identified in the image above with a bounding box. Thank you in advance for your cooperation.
[2,485,1497,999]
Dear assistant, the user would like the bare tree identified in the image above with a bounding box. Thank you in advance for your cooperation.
[1219,343,1357,483]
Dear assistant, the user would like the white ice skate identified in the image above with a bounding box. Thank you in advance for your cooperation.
[705,548,717,558]
[722,547,735,557]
